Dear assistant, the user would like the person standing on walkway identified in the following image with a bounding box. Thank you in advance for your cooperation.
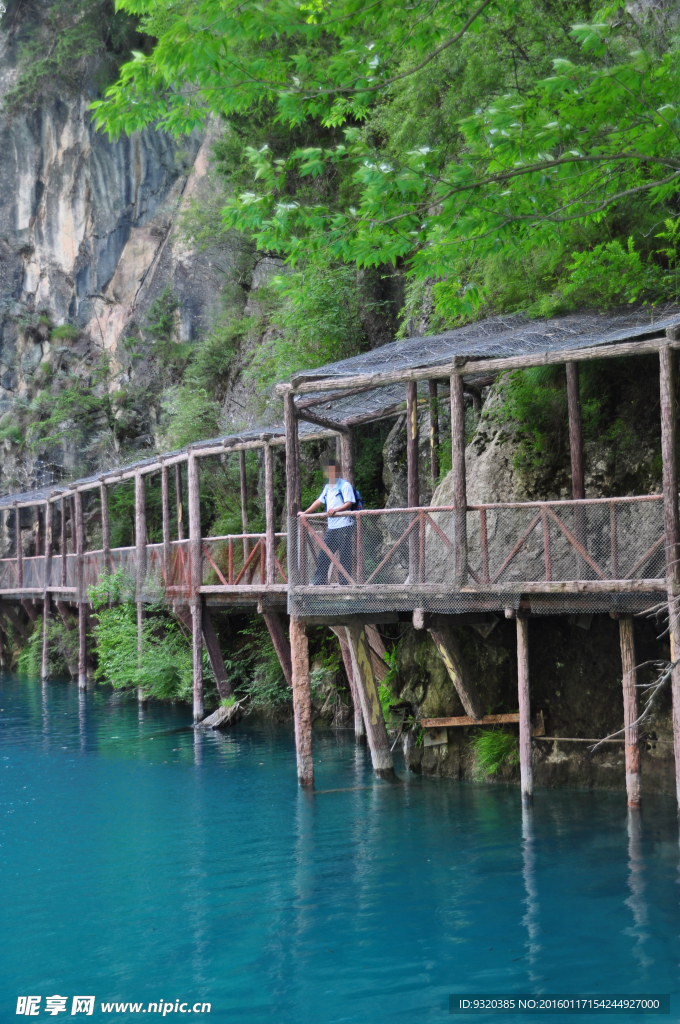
[301,458,355,584]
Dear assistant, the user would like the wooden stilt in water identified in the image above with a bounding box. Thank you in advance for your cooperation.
[134,471,147,693]
[42,501,53,681]
[187,450,204,723]
[331,626,365,738]
[290,616,314,787]
[261,607,292,688]
[201,601,232,698]
[175,463,184,541]
[427,617,484,720]
[619,615,641,808]
[345,623,396,778]
[517,615,533,803]
[100,481,111,574]
[429,380,439,491]
[74,490,87,690]
[659,339,680,813]
[449,373,467,586]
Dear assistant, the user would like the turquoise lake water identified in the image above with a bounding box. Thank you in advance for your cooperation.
[2,675,680,1022]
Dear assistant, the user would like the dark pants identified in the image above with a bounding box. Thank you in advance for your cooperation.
[313,525,355,585]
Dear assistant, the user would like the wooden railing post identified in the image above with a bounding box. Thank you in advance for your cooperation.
[239,448,250,567]
[60,496,67,587]
[429,379,439,491]
[100,481,111,574]
[15,503,23,590]
[517,614,533,803]
[264,443,276,585]
[42,500,52,681]
[659,340,680,813]
[74,489,86,690]
[450,373,468,586]
[188,449,204,723]
[619,615,641,808]
[406,381,419,580]
[175,463,185,541]
[160,460,170,584]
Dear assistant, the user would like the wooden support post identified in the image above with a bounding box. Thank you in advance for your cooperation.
[450,373,468,586]
[406,381,419,508]
[659,341,680,813]
[0,623,5,670]
[160,461,170,584]
[566,361,584,500]
[261,607,293,688]
[60,497,67,587]
[15,503,23,590]
[264,444,276,585]
[346,623,396,778]
[34,505,40,557]
[134,472,147,681]
[517,615,533,803]
[70,496,76,553]
[188,451,204,723]
[429,380,439,490]
[201,601,233,699]
[175,463,185,541]
[619,616,641,808]
[74,490,86,690]
[284,391,301,581]
[290,616,314,787]
[427,617,484,720]
[336,427,356,486]
[100,482,111,574]
[239,448,250,565]
[42,501,53,681]
[331,626,365,738]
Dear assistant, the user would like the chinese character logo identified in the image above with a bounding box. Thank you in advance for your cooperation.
[45,996,68,1016]
[16,997,41,1015]
[71,998,95,1016]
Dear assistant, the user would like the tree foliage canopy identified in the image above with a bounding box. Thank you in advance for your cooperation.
[93,0,680,319]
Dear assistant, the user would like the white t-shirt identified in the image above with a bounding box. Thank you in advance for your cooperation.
[318,479,355,529]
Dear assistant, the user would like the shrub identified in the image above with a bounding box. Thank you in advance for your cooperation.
[50,324,80,341]
[471,730,519,779]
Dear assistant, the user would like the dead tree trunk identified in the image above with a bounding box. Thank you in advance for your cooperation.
[345,623,396,779]
[427,617,484,720]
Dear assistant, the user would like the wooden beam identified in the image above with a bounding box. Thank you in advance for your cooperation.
[290,617,314,787]
[100,483,111,574]
[188,451,204,723]
[619,616,641,808]
[60,496,67,587]
[264,444,276,585]
[15,504,22,590]
[284,392,301,521]
[161,461,170,584]
[298,409,350,434]
[281,334,674,397]
[450,373,467,585]
[517,616,532,803]
[201,601,233,699]
[261,608,292,688]
[330,626,365,738]
[422,713,520,727]
[429,380,439,490]
[345,623,396,778]
[566,361,584,500]
[74,490,86,690]
[239,449,250,568]
[134,471,146,692]
[427,618,484,720]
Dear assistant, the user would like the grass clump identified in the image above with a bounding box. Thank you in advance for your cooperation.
[471,730,519,780]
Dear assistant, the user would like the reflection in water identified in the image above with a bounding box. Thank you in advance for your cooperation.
[625,809,652,975]
[78,691,87,754]
[521,803,542,987]
[193,726,204,766]
[41,682,49,746]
